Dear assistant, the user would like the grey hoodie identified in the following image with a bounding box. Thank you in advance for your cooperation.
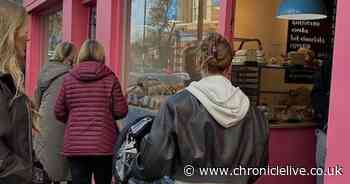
[186,75,250,128]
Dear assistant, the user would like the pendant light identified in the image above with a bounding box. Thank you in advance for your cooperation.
[277,0,327,20]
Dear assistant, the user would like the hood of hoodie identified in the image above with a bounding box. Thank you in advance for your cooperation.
[38,62,71,89]
[71,61,113,81]
[186,75,250,128]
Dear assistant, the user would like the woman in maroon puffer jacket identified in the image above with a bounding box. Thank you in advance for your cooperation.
[55,40,128,184]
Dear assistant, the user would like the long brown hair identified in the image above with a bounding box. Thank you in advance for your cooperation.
[0,0,40,129]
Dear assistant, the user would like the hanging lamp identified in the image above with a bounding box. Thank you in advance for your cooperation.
[277,0,327,20]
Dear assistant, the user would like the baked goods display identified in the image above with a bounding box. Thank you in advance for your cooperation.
[127,78,185,110]
[232,38,266,65]
[278,48,320,68]
[258,87,314,123]
[259,105,313,123]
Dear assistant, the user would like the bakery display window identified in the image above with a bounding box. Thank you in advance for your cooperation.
[127,0,221,110]
[231,0,337,126]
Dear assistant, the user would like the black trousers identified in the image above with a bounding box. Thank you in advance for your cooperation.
[68,156,113,184]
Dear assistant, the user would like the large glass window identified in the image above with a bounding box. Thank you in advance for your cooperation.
[89,6,97,40]
[42,10,63,63]
[127,0,221,110]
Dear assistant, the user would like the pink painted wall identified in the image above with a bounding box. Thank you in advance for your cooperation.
[255,128,316,184]
[62,0,89,48]
[96,0,125,77]
[218,0,235,44]
[24,0,89,96]
[24,0,52,96]
[324,0,350,183]
[25,14,43,96]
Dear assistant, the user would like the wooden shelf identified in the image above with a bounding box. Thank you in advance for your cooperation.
[269,121,317,129]
[232,63,318,71]
[260,90,290,94]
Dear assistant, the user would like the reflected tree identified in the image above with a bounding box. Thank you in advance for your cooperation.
[131,0,177,72]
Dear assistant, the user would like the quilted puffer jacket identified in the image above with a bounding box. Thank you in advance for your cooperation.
[55,61,128,156]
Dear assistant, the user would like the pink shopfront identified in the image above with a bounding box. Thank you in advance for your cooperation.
[22,0,350,184]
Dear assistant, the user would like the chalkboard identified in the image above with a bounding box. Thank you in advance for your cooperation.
[286,0,337,60]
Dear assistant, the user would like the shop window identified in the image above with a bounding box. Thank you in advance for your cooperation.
[42,10,63,63]
[232,0,336,126]
[127,0,221,110]
[89,6,97,40]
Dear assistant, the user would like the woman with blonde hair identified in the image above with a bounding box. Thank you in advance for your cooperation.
[131,33,268,184]
[0,0,40,183]
[34,42,77,184]
[55,39,128,184]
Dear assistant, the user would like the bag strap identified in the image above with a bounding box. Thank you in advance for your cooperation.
[37,71,68,107]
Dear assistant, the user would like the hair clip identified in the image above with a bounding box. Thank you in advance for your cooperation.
[208,41,218,59]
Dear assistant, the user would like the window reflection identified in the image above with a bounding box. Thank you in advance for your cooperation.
[44,11,63,62]
[127,0,221,110]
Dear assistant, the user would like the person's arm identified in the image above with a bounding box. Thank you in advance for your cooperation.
[0,89,29,180]
[132,101,176,181]
[112,78,128,120]
[54,81,68,123]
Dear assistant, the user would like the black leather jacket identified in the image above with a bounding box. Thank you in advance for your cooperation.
[132,90,269,183]
[0,73,33,184]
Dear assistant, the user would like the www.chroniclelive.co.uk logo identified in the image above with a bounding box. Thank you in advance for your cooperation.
[183,165,343,177]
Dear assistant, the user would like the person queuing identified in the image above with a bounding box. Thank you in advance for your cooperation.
[131,33,269,184]
[311,58,332,184]
[34,42,78,184]
[55,40,128,184]
[0,0,40,183]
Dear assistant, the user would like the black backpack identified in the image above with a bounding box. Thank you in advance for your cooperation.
[113,116,154,184]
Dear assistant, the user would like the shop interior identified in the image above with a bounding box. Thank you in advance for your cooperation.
[122,2,337,183]
[125,0,336,130]
[38,0,336,129]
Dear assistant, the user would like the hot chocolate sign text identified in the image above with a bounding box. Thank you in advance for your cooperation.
[287,20,331,59]
[286,0,337,60]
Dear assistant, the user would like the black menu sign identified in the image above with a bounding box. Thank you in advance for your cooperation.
[285,0,337,84]
[286,0,337,60]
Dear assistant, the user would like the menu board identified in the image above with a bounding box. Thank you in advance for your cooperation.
[286,0,337,60]
[285,0,337,84]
